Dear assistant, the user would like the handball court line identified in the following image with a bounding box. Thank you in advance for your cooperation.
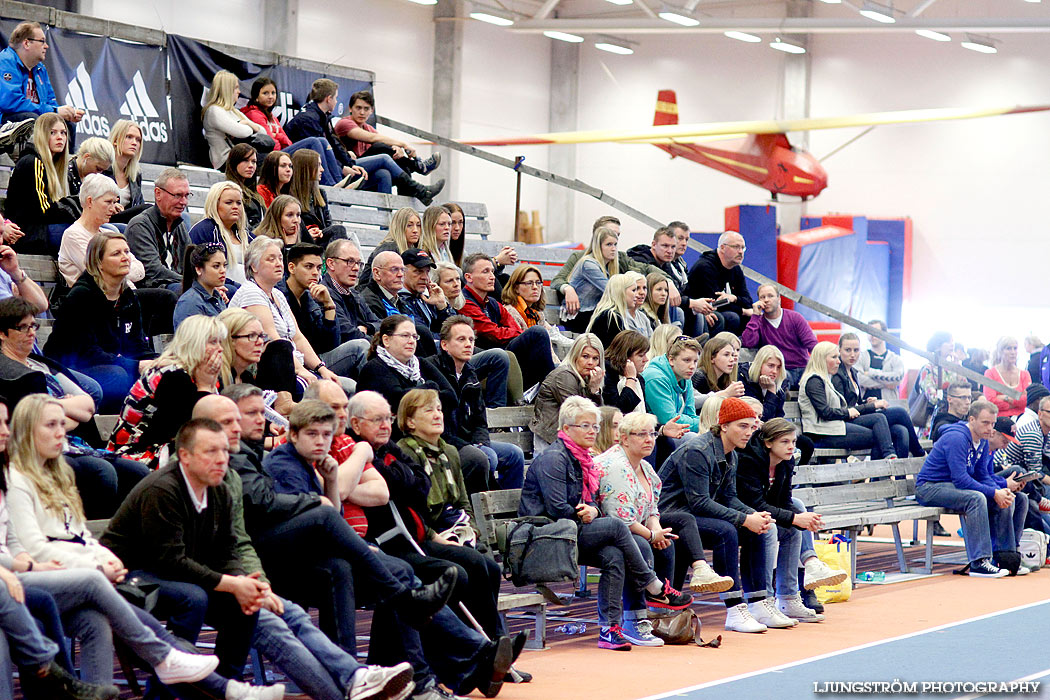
[634,600,1050,700]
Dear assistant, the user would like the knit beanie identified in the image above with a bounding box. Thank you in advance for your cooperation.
[719,396,756,425]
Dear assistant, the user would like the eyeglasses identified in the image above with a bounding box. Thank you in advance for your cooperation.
[330,256,363,269]
[361,415,394,425]
[947,394,972,401]
[517,280,543,288]
[25,37,47,45]
[628,431,659,439]
[156,185,190,200]
[390,332,420,340]
[567,423,599,432]
[378,266,406,275]
[13,322,39,333]
[723,243,747,251]
[232,332,267,343]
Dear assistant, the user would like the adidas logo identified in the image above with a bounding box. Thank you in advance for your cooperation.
[119,70,168,143]
[64,61,109,136]
[273,89,303,126]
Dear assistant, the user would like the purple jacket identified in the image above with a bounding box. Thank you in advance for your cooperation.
[740,308,817,370]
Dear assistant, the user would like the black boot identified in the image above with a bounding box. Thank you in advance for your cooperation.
[394,172,445,206]
[799,567,824,614]
[20,661,120,700]
[400,566,457,627]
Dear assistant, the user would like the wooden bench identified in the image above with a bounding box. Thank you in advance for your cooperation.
[792,456,945,581]
[468,489,548,649]
[487,406,535,460]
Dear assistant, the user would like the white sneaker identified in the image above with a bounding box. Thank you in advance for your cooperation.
[748,598,797,628]
[349,662,416,700]
[777,593,825,623]
[620,618,665,646]
[803,557,848,590]
[154,648,219,685]
[689,560,735,594]
[724,602,767,633]
[1016,565,1031,576]
[225,680,286,700]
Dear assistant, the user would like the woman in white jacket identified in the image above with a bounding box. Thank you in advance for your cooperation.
[202,71,271,169]
[856,319,906,402]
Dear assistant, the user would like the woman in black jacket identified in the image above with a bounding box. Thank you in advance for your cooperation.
[43,231,154,412]
[586,272,653,351]
[5,114,75,254]
[742,344,814,464]
[736,418,846,623]
[356,315,454,437]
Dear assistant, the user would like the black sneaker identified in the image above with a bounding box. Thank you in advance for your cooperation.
[416,152,441,175]
[21,661,120,700]
[402,566,457,627]
[644,579,693,610]
[800,587,824,615]
[968,558,1008,578]
[931,521,951,537]
[0,118,34,158]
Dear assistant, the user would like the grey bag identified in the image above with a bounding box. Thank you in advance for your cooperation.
[499,516,578,587]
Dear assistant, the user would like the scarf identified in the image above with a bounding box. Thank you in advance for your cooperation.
[401,435,459,503]
[559,429,599,503]
[377,346,423,383]
[514,296,542,328]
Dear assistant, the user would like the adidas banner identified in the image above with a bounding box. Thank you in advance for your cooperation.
[4,24,175,163]
[168,34,372,167]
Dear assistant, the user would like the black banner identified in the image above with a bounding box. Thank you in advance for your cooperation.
[167,34,373,166]
[0,20,175,163]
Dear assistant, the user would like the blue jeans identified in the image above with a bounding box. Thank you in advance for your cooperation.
[67,368,104,408]
[0,579,58,697]
[253,600,361,700]
[25,586,70,671]
[763,523,803,598]
[693,514,768,600]
[506,325,557,390]
[808,411,895,459]
[18,568,171,684]
[784,367,806,392]
[916,482,1028,563]
[467,348,510,408]
[67,452,151,519]
[357,154,404,195]
[286,137,345,187]
[576,517,658,626]
[882,405,925,457]
[478,441,525,489]
[321,338,370,379]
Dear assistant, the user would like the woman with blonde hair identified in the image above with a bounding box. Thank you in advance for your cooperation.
[647,324,682,362]
[188,180,248,284]
[587,271,651,350]
[643,271,684,328]
[743,344,814,464]
[594,406,623,456]
[799,341,894,458]
[252,194,302,246]
[106,315,226,466]
[983,335,1030,418]
[419,204,454,263]
[105,119,149,216]
[200,69,273,169]
[359,206,422,287]
[530,333,606,452]
[5,113,72,253]
[432,261,465,311]
[218,307,296,412]
[564,226,620,332]
[67,136,114,198]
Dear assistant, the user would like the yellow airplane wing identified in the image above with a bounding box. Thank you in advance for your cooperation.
[464,104,1050,146]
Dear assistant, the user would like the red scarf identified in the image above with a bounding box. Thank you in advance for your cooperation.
[558,430,599,503]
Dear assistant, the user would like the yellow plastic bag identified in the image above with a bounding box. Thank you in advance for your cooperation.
[813,535,852,604]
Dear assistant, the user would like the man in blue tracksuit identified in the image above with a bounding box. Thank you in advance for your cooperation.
[916,400,1027,577]
[0,22,83,125]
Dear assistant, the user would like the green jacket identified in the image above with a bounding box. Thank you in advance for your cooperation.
[641,354,699,432]
[552,251,661,296]
[223,467,268,584]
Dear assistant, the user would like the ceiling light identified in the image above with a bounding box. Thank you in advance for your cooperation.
[724,31,761,43]
[816,0,842,3]
[915,29,950,41]
[961,34,998,53]
[469,11,514,26]
[769,37,805,54]
[658,6,700,26]
[404,0,437,5]
[595,36,635,54]
[605,0,634,5]
[859,2,895,23]
[543,30,585,43]
[1024,0,1041,3]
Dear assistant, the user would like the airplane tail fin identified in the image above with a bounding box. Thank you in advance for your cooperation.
[654,90,678,126]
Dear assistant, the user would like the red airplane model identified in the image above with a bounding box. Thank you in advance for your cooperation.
[464,90,1050,200]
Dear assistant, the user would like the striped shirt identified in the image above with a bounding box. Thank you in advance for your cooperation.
[996,420,1050,473]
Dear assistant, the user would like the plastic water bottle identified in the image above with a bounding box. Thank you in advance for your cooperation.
[858,571,885,583]
[261,390,289,429]
[555,623,587,635]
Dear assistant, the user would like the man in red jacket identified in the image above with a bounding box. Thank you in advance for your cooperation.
[460,253,555,390]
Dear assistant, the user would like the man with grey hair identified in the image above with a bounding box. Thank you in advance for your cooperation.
[321,238,382,343]
[360,249,438,356]
[126,167,191,289]
[686,230,753,335]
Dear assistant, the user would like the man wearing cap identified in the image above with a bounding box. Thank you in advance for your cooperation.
[278,242,370,380]
[657,397,793,634]
[916,400,1027,577]
[399,248,454,343]
[1015,383,1050,430]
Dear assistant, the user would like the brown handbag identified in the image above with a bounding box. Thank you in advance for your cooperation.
[651,609,722,648]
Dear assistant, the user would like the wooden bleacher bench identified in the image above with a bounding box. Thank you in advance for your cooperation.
[792,456,944,581]
[470,488,547,650]
[486,406,535,460]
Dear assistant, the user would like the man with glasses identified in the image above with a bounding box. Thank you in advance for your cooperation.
[127,168,192,289]
[686,230,754,335]
[322,238,382,344]
[932,380,975,443]
[361,249,439,356]
[0,22,84,139]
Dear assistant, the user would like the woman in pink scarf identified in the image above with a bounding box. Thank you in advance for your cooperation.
[518,395,693,651]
